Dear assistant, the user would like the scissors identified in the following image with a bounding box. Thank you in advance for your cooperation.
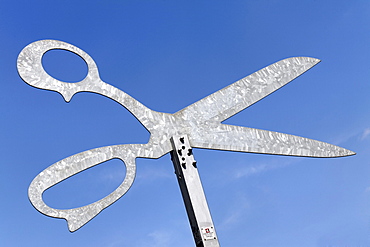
[17,40,355,232]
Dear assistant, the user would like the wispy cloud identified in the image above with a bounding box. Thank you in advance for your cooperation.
[234,163,270,178]
[218,193,250,230]
[136,166,173,181]
[104,229,174,247]
[104,226,190,247]
[233,160,293,179]
[330,126,370,145]
[135,229,189,247]
[365,187,370,193]
[361,128,370,140]
[99,169,125,183]
[147,230,172,247]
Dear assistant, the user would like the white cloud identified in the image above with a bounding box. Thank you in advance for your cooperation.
[136,166,173,181]
[134,229,191,247]
[331,126,370,144]
[234,163,269,178]
[361,128,370,140]
[99,169,125,183]
[104,226,191,247]
[218,193,250,230]
[222,201,249,226]
[233,161,292,179]
[147,230,172,247]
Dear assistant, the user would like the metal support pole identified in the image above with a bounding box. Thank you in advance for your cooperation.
[170,135,220,247]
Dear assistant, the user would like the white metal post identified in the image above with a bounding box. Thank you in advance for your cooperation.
[170,135,220,247]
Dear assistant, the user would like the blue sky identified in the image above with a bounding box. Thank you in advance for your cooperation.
[1,1,370,246]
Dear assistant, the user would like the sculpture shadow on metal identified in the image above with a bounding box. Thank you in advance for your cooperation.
[17,40,355,232]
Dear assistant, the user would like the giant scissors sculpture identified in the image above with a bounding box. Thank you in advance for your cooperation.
[18,40,354,232]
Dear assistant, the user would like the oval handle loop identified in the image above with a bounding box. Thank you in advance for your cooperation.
[17,39,100,102]
[28,144,142,232]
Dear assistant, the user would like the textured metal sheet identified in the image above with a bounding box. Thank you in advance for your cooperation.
[18,40,355,232]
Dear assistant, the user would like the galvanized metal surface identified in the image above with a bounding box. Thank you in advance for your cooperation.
[170,135,219,247]
[18,40,355,232]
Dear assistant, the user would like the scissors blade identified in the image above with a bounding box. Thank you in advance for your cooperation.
[177,57,320,123]
[189,124,355,157]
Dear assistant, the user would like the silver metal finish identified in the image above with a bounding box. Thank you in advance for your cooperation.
[170,135,219,247]
[17,40,355,232]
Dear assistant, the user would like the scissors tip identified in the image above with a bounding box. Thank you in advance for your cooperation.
[332,148,356,158]
[348,150,356,156]
[301,57,321,65]
[312,57,321,64]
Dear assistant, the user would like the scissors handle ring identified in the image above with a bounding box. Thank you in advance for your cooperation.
[28,144,140,232]
[17,39,100,102]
